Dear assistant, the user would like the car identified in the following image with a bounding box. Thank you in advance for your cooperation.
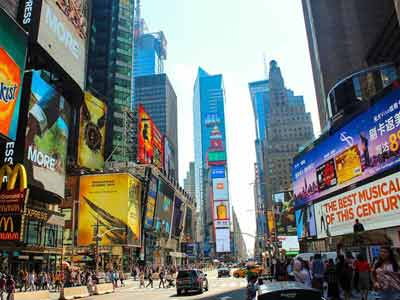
[257,281,326,300]
[217,267,231,278]
[176,269,208,295]
[233,265,263,278]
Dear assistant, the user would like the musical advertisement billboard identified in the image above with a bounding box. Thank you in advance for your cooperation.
[154,179,174,236]
[293,87,400,208]
[0,8,27,140]
[144,175,157,229]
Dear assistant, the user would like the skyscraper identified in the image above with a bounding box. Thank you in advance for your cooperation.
[87,0,135,162]
[184,162,196,199]
[193,67,231,257]
[134,74,179,179]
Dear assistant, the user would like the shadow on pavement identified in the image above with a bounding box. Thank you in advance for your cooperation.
[170,288,246,299]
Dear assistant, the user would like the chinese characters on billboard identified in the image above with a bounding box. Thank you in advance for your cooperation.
[272,191,296,236]
[78,173,141,247]
[155,179,174,236]
[293,87,400,208]
[24,71,70,199]
[77,92,107,169]
[0,8,27,140]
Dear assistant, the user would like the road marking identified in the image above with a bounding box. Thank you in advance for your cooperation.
[219,297,232,300]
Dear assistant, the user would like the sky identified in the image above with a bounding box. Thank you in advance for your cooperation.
[142,0,320,254]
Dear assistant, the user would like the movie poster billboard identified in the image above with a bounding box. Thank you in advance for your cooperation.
[295,205,317,240]
[144,175,157,229]
[78,173,141,247]
[215,228,230,253]
[171,196,183,237]
[77,92,107,169]
[315,171,400,239]
[154,179,174,236]
[272,191,296,235]
[37,0,88,88]
[0,8,27,140]
[212,177,228,200]
[293,87,400,208]
[24,70,70,199]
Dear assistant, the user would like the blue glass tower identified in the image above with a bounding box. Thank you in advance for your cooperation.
[134,32,166,78]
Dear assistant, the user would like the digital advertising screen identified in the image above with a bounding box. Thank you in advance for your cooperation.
[24,70,70,199]
[314,171,400,239]
[272,191,296,236]
[78,173,142,247]
[215,228,230,253]
[144,175,157,229]
[0,8,27,140]
[278,236,300,252]
[37,0,88,88]
[212,177,228,200]
[211,166,225,179]
[155,179,174,236]
[163,137,176,178]
[214,200,230,228]
[77,92,107,169]
[184,207,193,239]
[295,205,317,240]
[293,87,400,208]
[171,196,183,237]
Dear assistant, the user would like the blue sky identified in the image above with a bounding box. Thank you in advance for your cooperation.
[142,0,320,254]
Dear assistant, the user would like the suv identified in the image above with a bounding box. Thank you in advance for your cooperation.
[176,269,208,295]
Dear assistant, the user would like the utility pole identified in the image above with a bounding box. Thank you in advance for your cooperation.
[95,218,100,275]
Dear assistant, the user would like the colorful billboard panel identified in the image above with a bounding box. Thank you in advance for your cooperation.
[295,205,317,240]
[37,0,88,88]
[163,137,176,178]
[0,8,27,140]
[144,176,157,229]
[316,159,337,192]
[214,200,230,228]
[208,151,226,164]
[267,210,276,237]
[78,173,141,247]
[215,228,230,253]
[272,191,296,236]
[212,177,228,200]
[293,87,400,208]
[211,166,225,179]
[278,236,300,252]
[155,179,174,236]
[24,71,70,199]
[171,196,183,237]
[315,171,400,239]
[77,92,107,169]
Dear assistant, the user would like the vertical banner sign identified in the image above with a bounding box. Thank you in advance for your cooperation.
[144,176,157,229]
[0,8,27,140]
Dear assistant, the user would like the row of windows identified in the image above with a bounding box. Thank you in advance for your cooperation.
[24,220,63,248]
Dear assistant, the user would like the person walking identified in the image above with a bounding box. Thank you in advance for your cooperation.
[6,276,15,300]
[159,269,165,288]
[28,271,35,291]
[324,259,339,300]
[0,275,6,300]
[311,253,325,290]
[292,259,312,288]
[146,271,153,288]
[139,271,145,288]
[372,246,400,300]
[354,254,370,300]
[336,255,352,300]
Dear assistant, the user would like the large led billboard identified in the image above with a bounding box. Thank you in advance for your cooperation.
[272,191,296,235]
[212,177,228,200]
[154,179,174,236]
[0,8,27,140]
[293,87,400,208]
[77,92,107,169]
[37,0,88,89]
[143,175,157,229]
[211,166,225,178]
[24,70,70,199]
[215,228,230,253]
[171,196,184,237]
[315,171,400,239]
[78,173,142,247]
[295,205,317,240]
[214,200,230,228]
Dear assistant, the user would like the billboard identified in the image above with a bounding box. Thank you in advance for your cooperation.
[295,205,317,240]
[208,151,226,164]
[211,166,225,179]
[138,105,164,169]
[143,175,157,229]
[212,177,228,200]
[78,173,142,247]
[267,210,276,237]
[0,8,27,140]
[24,70,70,199]
[214,200,230,228]
[163,136,176,178]
[171,196,183,237]
[272,191,296,235]
[315,171,400,239]
[77,92,107,169]
[278,236,300,252]
[37,0,88,88]
[215,228,230,253]
[293,87,400,208]
[154,179,174,236]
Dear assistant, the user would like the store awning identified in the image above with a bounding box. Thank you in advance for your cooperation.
[169,251,187,258]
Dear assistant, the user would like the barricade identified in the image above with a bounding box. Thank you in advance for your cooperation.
[63,286,90,299]
[14,290,50,300]
[94,283,114,295]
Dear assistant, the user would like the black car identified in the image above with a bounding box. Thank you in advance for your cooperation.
[257,282,326,300]
[176,269,208,295]
[217,267,231,278]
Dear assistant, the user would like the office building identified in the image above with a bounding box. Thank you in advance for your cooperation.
[231,207,248,261]
[193,67,231,257]
[87,0,135,162]
[302,0,400,129]
[134,74,179,179]
[184,162,196,199]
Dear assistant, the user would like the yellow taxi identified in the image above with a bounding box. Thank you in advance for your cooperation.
[233,265,263,278]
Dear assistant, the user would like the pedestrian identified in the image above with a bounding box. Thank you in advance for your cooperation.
[159,269,165,288]
[55,272,61,291]
[354,254,370,300]
[372,246,400,300]
[139,271,145,288]
[293,259,311,288]
[311,253,325,290]
[0,275,6,300]
[146,271,153,288]
[119,271,125,287]
[28,271,35,291]
[324,259,339,300]
[6,275,15,300]
[336,255,352,300]
[246,273,258,300]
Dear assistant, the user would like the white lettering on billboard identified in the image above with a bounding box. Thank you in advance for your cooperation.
[315,171,400,238]
[27,145,56,171]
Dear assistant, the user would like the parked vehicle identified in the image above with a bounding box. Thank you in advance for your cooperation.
[257,281,326,300]
[176,269,208,295]
[217,267,231,278]
[233,265,263,278]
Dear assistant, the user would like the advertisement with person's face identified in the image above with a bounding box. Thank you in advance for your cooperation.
[77,92,107,169]
[295,204,317,240]
[37,0,88,88]
[155,179,174,236]
[0,8,27,140]
[293,87,400,208]
[24,71,70,199]
[272,191,296,235]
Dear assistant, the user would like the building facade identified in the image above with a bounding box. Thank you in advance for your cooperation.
[231,207,247,261]
[134,74,179,179]
[184,162,196,198]
[87,0,136,162]
[193,67,231,258]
